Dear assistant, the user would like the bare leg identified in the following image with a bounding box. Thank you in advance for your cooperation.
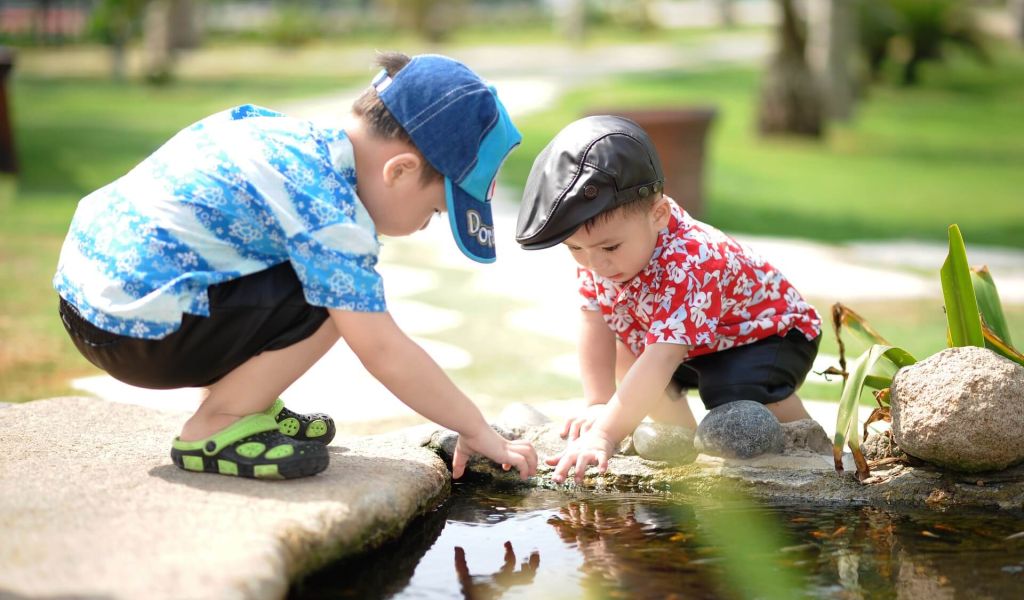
[179,319,340,441]
[615,341,697,430]
[764,393,812,423]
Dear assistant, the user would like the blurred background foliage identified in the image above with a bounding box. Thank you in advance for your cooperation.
[1,0,1022,403]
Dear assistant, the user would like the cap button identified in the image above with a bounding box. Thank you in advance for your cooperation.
[639,186,650,198]
[583,185,598,200]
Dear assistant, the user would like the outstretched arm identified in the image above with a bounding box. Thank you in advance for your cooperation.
[561,309,617,440]
[329,308,537,479]
[548,342,689,484]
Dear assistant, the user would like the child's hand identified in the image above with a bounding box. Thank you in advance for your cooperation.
[545,430,617,485]
[560,403,608,441]
[452,427,538,481]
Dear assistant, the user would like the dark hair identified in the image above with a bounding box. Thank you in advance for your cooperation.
[581,195,660,233]
[351,51,443,186]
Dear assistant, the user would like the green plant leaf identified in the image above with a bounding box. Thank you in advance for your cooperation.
[972,266,1013,346]
[833,344,917,478]
[982,324,1024,367]
[831,303,891,376]
[940,225,984,348]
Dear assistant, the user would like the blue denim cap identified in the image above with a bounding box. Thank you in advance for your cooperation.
[373,54,522,263]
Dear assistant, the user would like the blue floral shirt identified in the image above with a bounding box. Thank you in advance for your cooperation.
[53,104,385,340]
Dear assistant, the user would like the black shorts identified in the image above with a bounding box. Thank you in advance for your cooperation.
[672,329,820,410]
[59,262,329,389]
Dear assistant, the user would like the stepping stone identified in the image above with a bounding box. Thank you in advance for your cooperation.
[695,400,784,459]
[0,397,449,600]
[631,422,697,464]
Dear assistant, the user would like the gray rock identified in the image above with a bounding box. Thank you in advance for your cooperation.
[694,400,784,459]
[426,424,528,481]
[0,397,449,600]
[863,431,907,462]
[781,418,832,455]
[494,402,551,438]
[631,422,697,464]
[519,417,1024,510]
[891,346,1024,472]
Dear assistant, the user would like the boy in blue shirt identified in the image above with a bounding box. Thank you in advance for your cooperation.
[54,52,537,481]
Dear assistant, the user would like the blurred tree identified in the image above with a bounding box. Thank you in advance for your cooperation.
[379,0,468,42]
[808,0,857,121]
[757,0,824,137]
[1012,0,1024,44]
[858,0,988,86]
[89,0,148,81]
[717,0,736,27]
[144,0,174,83]
[559,0,586,44]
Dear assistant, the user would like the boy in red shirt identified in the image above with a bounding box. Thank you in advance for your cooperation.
[515,116,822,484]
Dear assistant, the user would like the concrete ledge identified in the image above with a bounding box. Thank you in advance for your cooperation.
[0,397,450,600]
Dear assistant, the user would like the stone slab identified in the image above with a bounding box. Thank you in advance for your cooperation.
[446,421,1024,512]
[0,397,449,600]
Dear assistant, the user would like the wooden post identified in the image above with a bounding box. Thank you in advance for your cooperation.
[0,47,17,175]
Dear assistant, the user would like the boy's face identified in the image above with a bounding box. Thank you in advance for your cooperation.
[356,145,448,237]
[562,198,671,284]
[365,174,447,237]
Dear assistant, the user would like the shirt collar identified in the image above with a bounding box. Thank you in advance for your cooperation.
[621,201,685,290]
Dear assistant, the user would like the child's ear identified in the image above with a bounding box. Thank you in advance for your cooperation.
[381,152,423,187]
[651,195,672,228]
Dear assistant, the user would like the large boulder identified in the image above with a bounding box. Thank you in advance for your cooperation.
[694,400,784,459]
[891,346,1024,472]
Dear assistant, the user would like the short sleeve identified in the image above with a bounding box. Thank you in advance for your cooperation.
[645,259,723,349]
[286,228,386,312]
[577,267,600,311]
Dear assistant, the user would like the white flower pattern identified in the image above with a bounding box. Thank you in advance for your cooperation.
[578,203,820,358]
[54,104,385,340]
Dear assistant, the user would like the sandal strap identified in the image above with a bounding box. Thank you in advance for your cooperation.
[264,398,286,418]
[172,414,282,456]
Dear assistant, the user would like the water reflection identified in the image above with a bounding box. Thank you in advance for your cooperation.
[453,542,539,599]
[291,485,1024,599]
[547,499,721,599]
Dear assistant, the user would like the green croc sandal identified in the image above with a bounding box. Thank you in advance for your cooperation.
[265,398,336,445]
[170,414,329,480]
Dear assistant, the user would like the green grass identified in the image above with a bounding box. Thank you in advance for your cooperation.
[502,50,1024,248]
[3,43,1023,406]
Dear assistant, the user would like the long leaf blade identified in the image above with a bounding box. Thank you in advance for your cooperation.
[940,225,984,348]
[833,345,917,478]
[983,324,1024,367]
[972,266,1013,346]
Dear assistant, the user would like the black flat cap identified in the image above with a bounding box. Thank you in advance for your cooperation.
[516,115,664,250]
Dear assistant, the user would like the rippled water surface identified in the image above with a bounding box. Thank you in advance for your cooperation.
[292,484,1024,599]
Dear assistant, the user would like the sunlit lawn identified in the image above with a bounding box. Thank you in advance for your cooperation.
[2,41,1023,405]
[506,50,1024,248]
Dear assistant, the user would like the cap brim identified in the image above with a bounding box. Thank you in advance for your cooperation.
[446,178,496,263]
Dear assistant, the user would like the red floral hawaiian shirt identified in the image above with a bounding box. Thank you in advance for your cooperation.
[578,203,821,358]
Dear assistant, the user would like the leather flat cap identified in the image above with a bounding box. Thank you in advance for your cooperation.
[516,115,664,250]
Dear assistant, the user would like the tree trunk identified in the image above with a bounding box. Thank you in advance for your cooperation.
[560,0,586,45]
[143,0,175,84]
[718,0,736,28]
[169,0,202,50]
[757,0,824,138]
[1013,0,1024,45]
[808,0,857,122]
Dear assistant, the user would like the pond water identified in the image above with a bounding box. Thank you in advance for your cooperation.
[291,483,1024,599]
